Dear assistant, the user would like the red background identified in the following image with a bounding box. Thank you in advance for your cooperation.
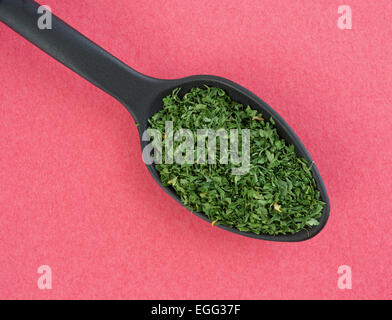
[1,0,391,299]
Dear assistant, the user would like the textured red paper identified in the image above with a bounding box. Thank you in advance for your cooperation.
[1,0,391,299]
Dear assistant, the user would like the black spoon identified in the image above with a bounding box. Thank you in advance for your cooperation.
[0,0,330,241]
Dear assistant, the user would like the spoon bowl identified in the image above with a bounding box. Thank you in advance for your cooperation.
[0,0,330,241]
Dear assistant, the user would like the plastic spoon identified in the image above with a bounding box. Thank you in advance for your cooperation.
[0,0,330,241]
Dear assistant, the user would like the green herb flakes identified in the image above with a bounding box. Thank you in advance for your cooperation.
[147,86,325,236]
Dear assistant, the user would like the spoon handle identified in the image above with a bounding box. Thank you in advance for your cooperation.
[0,0,160,121]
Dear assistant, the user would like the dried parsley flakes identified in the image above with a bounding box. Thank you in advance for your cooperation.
[147,86,325,236]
